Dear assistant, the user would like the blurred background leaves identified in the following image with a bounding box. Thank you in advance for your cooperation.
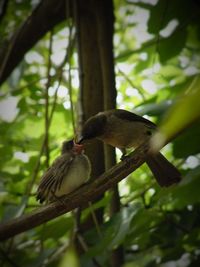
[0,0,200,266]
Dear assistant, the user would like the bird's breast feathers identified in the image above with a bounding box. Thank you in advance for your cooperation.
[37,153,91,202]
[57,154,91,196]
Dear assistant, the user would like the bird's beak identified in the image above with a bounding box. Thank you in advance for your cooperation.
[73,143,84,154]
[77,136,84,144]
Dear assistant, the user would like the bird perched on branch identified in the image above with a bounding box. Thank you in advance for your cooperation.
[78,109,181,187]
[37,140,91,203]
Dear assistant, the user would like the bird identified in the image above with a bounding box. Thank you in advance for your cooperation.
[78,109,181,187]
[36,139,91,203]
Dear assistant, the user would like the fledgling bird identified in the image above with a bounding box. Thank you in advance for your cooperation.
[36,140,91,203]
[78,109,181,187]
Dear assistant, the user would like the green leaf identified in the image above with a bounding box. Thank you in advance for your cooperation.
[58,248,80,267]
[148,0,194,34]
[109,205,141,249]
[156,166,200,209]
[136,100,173,117]
[37,216,73,240]
[84,204,142,257]
[158,29,187,62]
[173,122,200,158]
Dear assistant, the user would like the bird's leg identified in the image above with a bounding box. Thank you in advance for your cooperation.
[51,190,68,207]
[120,148,133,169]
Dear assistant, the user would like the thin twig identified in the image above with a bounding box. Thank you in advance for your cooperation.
[66,2,76,135]
[122,182,155,204]
[44,30,54,168]
[68,31,76,134]
[0,27,20,81]
[72,0,84,130]
[88,202,103,239]
[44,242,69,265]
[76,233,102,267]
[117,68,146,101]
[18,64,63,216]
[22,44,67,209]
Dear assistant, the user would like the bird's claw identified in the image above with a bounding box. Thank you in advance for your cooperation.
[120,154,130,161]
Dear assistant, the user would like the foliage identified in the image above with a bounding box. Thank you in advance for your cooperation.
[0,0,200,266]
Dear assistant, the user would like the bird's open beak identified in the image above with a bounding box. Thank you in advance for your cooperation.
[73,142,84,154]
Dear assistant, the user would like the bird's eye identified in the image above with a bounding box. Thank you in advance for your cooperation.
[146,130,152,136]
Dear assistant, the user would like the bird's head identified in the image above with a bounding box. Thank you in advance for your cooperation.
[78,113,107,144]
[61,139,74,153]
[62,139,85,155]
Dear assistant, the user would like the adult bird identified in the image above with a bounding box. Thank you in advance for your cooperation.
[78,109,181,187]
[37,140,91,203]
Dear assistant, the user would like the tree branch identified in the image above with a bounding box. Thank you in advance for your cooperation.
[0,0,71,85]
[0,142,151,241]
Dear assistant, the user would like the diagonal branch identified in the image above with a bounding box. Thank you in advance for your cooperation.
[0,0,70,85]
[0,141,155,241]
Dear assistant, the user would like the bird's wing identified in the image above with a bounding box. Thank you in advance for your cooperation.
[108,109,156,128]
[37,153,74,203]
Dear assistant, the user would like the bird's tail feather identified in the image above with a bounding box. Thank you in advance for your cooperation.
[146,152,181,187]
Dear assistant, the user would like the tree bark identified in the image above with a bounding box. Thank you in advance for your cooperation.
[74,0,107,234]
[95,1,124,266]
